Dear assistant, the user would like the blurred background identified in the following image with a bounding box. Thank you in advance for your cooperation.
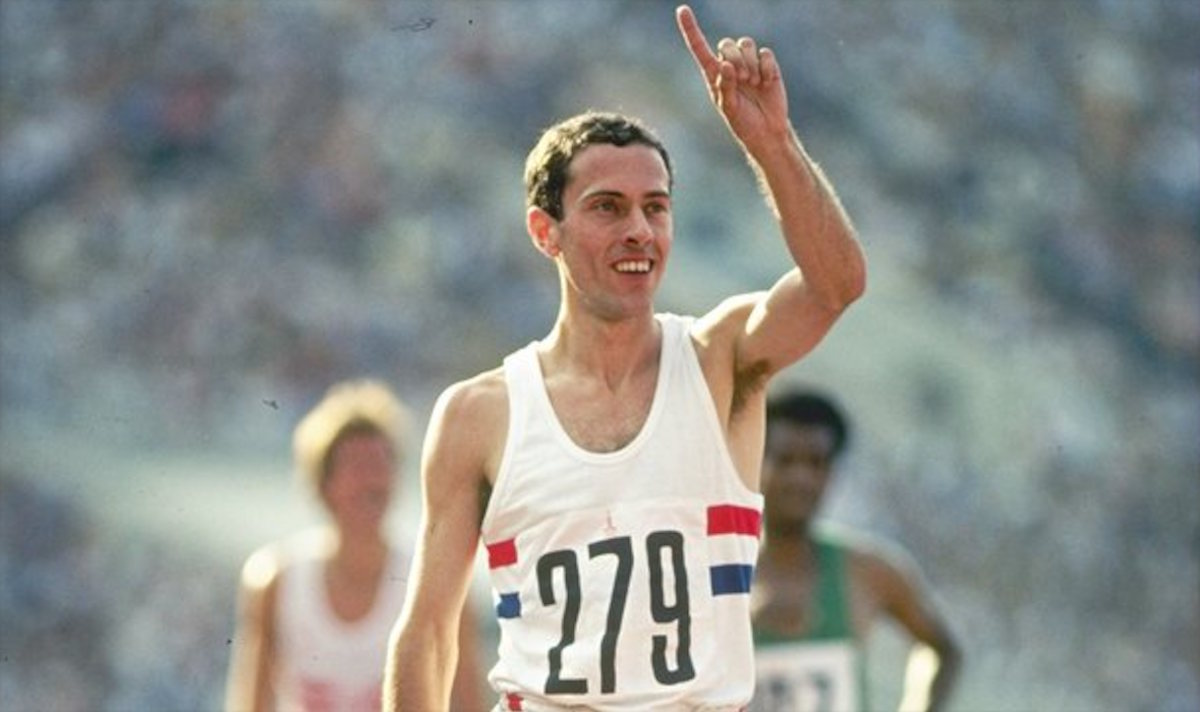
[1,0,1197,710]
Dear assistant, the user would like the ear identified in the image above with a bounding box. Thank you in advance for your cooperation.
[527,206,561,259]
[316,478,334,511]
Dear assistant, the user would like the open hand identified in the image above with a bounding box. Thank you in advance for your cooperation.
[676,4,791,154]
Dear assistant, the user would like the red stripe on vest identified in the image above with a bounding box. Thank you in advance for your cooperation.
[706,504,761,536]
[487,538,518,568]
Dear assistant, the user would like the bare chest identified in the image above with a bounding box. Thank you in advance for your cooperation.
[546,377,657,453]
[752,567,820,636]
[751,560,870,639]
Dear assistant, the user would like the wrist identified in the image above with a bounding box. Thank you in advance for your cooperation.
[743,123,802,167]
[746,128,810,181]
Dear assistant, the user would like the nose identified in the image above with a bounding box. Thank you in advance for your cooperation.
[624,211,653,247]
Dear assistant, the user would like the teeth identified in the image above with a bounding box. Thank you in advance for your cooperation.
[615,260,651,273]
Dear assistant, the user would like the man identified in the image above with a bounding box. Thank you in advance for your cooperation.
[225,380,483,712]
[385,5,866,710]
[751,389,961,712]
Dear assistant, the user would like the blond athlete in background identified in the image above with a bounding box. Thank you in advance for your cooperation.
[226,380,483,711]
[386,5,866,710]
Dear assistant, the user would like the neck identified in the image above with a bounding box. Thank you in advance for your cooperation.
[543,310,660,387]
[328,526,388,576]
[761,521,816,563]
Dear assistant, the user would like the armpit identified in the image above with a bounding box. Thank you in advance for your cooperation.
[731,358,771,416]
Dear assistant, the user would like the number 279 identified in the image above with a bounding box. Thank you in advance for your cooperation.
[537,531,696,695]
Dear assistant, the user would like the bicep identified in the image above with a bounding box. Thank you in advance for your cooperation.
[226,553,279,712]
[402,508,480,631]
[697,272,843,398]
[739,269,844,376]
[398,388,491,637]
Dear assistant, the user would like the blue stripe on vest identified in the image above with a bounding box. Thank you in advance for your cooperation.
[496,592,521,618]
[710,564,754,595]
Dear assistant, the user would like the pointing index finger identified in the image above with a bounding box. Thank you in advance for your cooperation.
[676,5,720,83]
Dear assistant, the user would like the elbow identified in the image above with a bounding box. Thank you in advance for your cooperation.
[825,257,866,313]
[843,245,868,305]
[847,243,868,301]
[942,635,964,674]
[843,262,867,307]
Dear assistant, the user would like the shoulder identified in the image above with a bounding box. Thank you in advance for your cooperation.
[438,366,507,416]
[426,366,509,483]
[241,542,284,588]
[689,293,773,418]
[238,529,325,593]
[691,293,764,352]
[692,292,770,377]
[236,541,291,615]
[826,526,922,593]
[432,367,508,443]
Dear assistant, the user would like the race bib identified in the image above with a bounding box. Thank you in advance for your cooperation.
[750,640,860,712]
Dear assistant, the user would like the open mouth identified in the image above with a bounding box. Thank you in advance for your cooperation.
[613,259,653,274]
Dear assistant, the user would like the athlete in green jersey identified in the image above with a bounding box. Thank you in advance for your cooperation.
[750,389,962,712]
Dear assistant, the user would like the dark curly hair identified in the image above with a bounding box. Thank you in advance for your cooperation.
[524,110,673,220]
[766,388,851,459]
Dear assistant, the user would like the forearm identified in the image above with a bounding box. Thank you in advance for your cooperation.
[224,639,274,712]
[748,128,866,309]
[384,623,458,712]
[223,657,263,712]
[450,600,486,711]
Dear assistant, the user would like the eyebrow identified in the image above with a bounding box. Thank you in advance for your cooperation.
[580,189,672,202]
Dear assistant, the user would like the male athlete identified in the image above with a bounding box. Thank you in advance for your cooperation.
[751,389,961,712]
[385,6,866,710]
[226,380,483,712]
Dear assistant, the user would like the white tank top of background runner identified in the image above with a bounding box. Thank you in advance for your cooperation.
[482,313,764,712]
[275,530,409,712]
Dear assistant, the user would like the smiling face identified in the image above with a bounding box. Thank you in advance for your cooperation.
[530,143,673,322]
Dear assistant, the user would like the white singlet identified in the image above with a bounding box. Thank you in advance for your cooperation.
[482,313,763,712]
[274,530,409,712]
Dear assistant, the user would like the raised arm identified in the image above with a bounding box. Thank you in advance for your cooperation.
[677,5,866,380]
[384,378,501,712]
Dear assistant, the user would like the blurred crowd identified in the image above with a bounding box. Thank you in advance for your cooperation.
[1,1,1196,710]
